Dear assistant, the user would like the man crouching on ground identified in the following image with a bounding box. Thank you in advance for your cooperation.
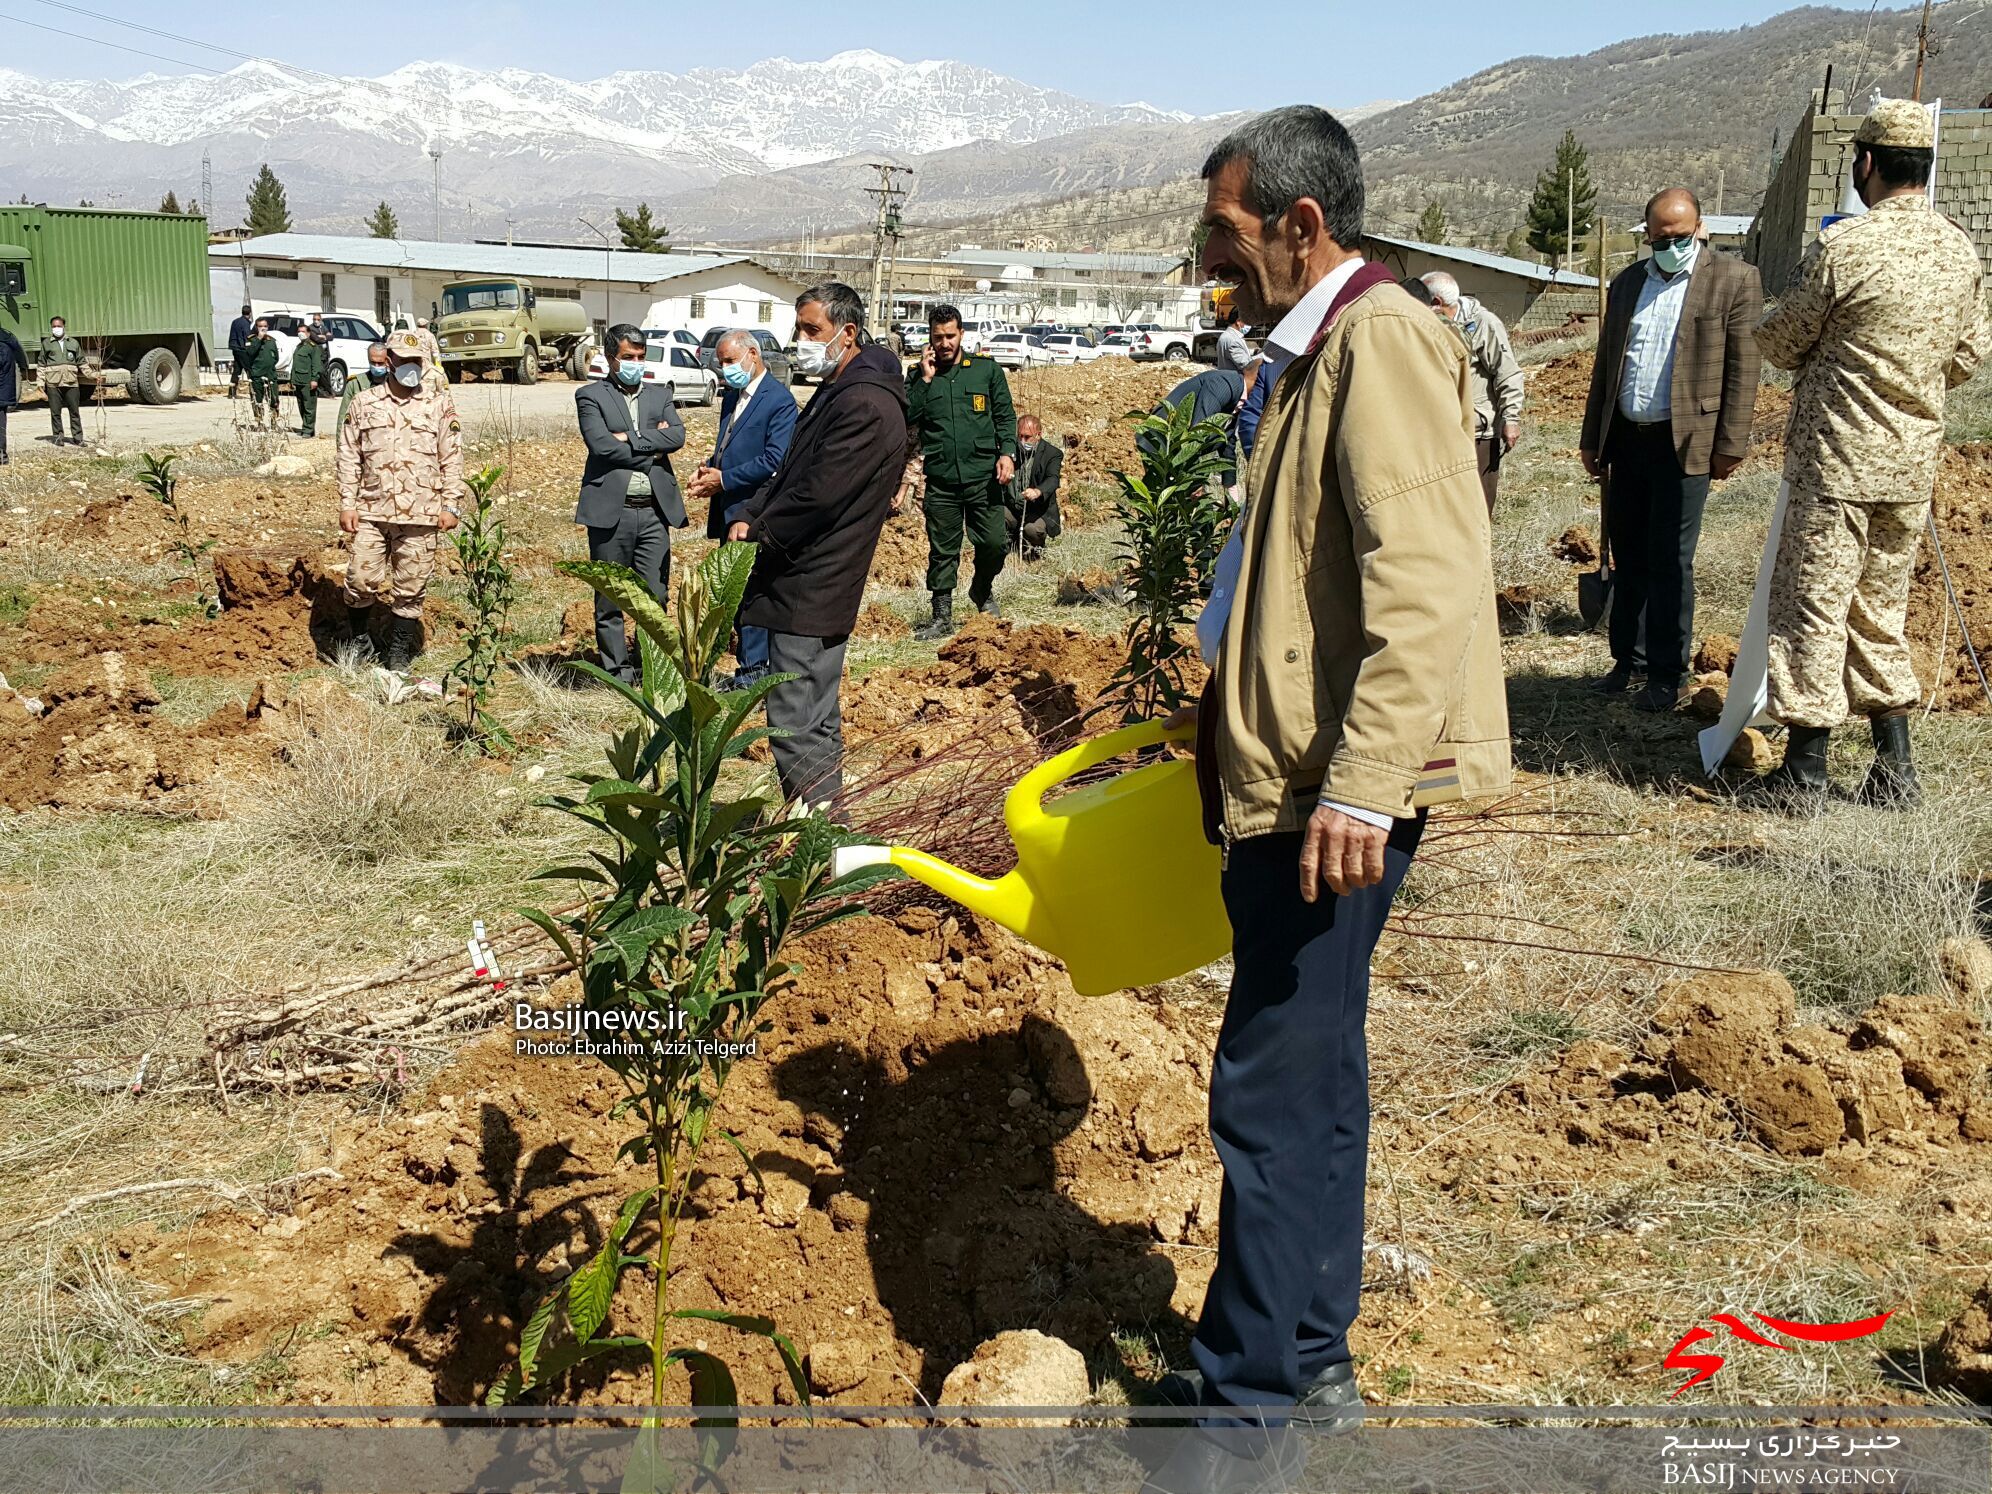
[1147,105,1511,1493]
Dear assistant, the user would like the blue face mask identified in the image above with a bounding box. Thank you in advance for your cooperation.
[367,363,390,382]
[721,361,752,390]
[615,359,645,386]
[1651,236,1698,275]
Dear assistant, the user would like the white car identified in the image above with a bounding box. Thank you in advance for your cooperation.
[1129,326,1194,362]
[644,328,699,350]
[586,339,719,406]
[1041,332,1103,365]
[1095,333,1137,358]
[984,332,1054,370]
[261,313,384,396]
[961,319,1018,354]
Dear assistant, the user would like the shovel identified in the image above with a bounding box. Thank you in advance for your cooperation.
[1578,471,1613,630]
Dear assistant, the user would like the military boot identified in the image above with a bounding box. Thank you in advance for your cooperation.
[344,605,378,665]
[912,591,955,642]
[383,616,422,675]
[1858,711,1922,809]
[1756,724,1831,813]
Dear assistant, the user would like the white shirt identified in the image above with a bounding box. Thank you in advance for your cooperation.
[1193,258,1391,831]
[1618,249,1698,422]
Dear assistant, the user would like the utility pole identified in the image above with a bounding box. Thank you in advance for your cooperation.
[1563,169,1574,283]
[429,147,442,241]
[863,162,913,325]
[1715,168,1725,218]
[200,149,211,222]
[1912,0,1934,101]
[577,216,613,332]
[1595,217,1608,329]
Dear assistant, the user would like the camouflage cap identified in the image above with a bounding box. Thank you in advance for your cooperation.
[1855,98,1934,150]
[384,328,427,363]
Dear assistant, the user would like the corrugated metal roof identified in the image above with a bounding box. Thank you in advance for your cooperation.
[1702,215,1755,237]
[940,247,1184,275]
[208,234,788,287]
[1363,233,1600,288]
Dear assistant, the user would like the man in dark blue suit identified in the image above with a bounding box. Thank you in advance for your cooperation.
[573,324,688,684]
[688,330,798,688]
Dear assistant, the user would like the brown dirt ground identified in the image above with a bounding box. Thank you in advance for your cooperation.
[1910,444,1992,713]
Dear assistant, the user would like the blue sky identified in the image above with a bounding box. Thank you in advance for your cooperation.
[4,0,1874,112]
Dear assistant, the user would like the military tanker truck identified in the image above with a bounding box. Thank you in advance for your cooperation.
[432,278,593,383]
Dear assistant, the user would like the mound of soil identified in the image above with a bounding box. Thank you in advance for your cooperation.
[115,911,1218,1406]
[1527,351,1595,427]
[1056,568,1125,607]
[17,546,357,678]
[843,615,1139,760]
[852,602,909,640]
[1910,444,1992,713]
[0,651,295,812]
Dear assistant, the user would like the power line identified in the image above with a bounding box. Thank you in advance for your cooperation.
[15,0,347,87]
[0,10,223,73]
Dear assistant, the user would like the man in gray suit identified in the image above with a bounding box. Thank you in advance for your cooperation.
[574,324,688,683]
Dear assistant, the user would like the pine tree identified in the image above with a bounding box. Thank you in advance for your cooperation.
[366,201,400,239]
[245,163,292,237]
[186,197,201,218]
[159,189,182,214]
[1525,130,1596,271]
[1415,199,1448,245]
[615,202,669,253]
[1503,226,1529,261]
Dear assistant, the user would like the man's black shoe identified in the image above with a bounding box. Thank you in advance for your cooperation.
[1633,680,1682,714]
[1151,1361,1361,1433]
[1591,663,1641,694]
[976,596,1001,617]
[1138,1428,1306,1494]
[719,663,770,693]
[912,591,955,642]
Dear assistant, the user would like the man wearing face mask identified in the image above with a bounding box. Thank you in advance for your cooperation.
[1580,187,1762,715]
[689,330,798,690]
[574,325,688,685]
[242,318,281,431]
[1754,99,1988,807]
[337,342,391,446]
[337,328,464,675]
[902,304,1017,639]
[726,283,909,808]
[39,316,85,446]
[1005,414,1063,561]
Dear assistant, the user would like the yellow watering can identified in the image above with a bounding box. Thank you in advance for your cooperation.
[831,719,1231,996]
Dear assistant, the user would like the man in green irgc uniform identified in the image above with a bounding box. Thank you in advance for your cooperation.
[288,326,328,439]
[902,304,1017,640]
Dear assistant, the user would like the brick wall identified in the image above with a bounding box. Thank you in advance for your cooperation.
[1748,92,1992,295]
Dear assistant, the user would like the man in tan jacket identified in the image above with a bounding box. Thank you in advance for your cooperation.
[1147,106,1510,1492]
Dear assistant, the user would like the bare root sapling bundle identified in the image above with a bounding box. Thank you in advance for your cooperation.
[490,543,883,1430]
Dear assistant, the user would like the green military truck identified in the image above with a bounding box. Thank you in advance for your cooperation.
[432,277,592,384]
[0,205,213,404]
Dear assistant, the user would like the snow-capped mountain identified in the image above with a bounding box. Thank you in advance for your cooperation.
[0,51,1193,235]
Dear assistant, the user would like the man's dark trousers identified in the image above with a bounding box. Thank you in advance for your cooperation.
[766,632,847,807]
[586,501,669,683]
[1603,420,1710,689]
[925,478,1008,604]
[1190,813,1423,1411]
[49,383,82,442]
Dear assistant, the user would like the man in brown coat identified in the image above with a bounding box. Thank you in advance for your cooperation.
[1146,105,1510,1493]
[1581,187,1762,713]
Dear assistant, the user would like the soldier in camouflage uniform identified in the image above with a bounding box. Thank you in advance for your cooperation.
[337,328,464,676]
[1755,98,1989,808]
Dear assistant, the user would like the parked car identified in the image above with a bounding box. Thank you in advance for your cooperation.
[1041,332,1103,365]
[586,337,719,406]
[1024,323,1064,341]
[985,332,1054,370]
[1128,326,1194,362]
[645,328,699,349]
[693,326,793,386]
[1095,333,1138,358]
[960,319,1018,354]
[263,312,383,396]
[896,321,930,353]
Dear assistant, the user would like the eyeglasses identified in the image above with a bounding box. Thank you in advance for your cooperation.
[1648,233,1696,252]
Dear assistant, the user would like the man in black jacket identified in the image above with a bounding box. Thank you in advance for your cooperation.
[728,282,909,807]
[226,304,254,399]
[574,324,688,684]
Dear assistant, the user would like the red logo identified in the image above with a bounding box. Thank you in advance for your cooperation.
[1662,1312,1893,1396]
